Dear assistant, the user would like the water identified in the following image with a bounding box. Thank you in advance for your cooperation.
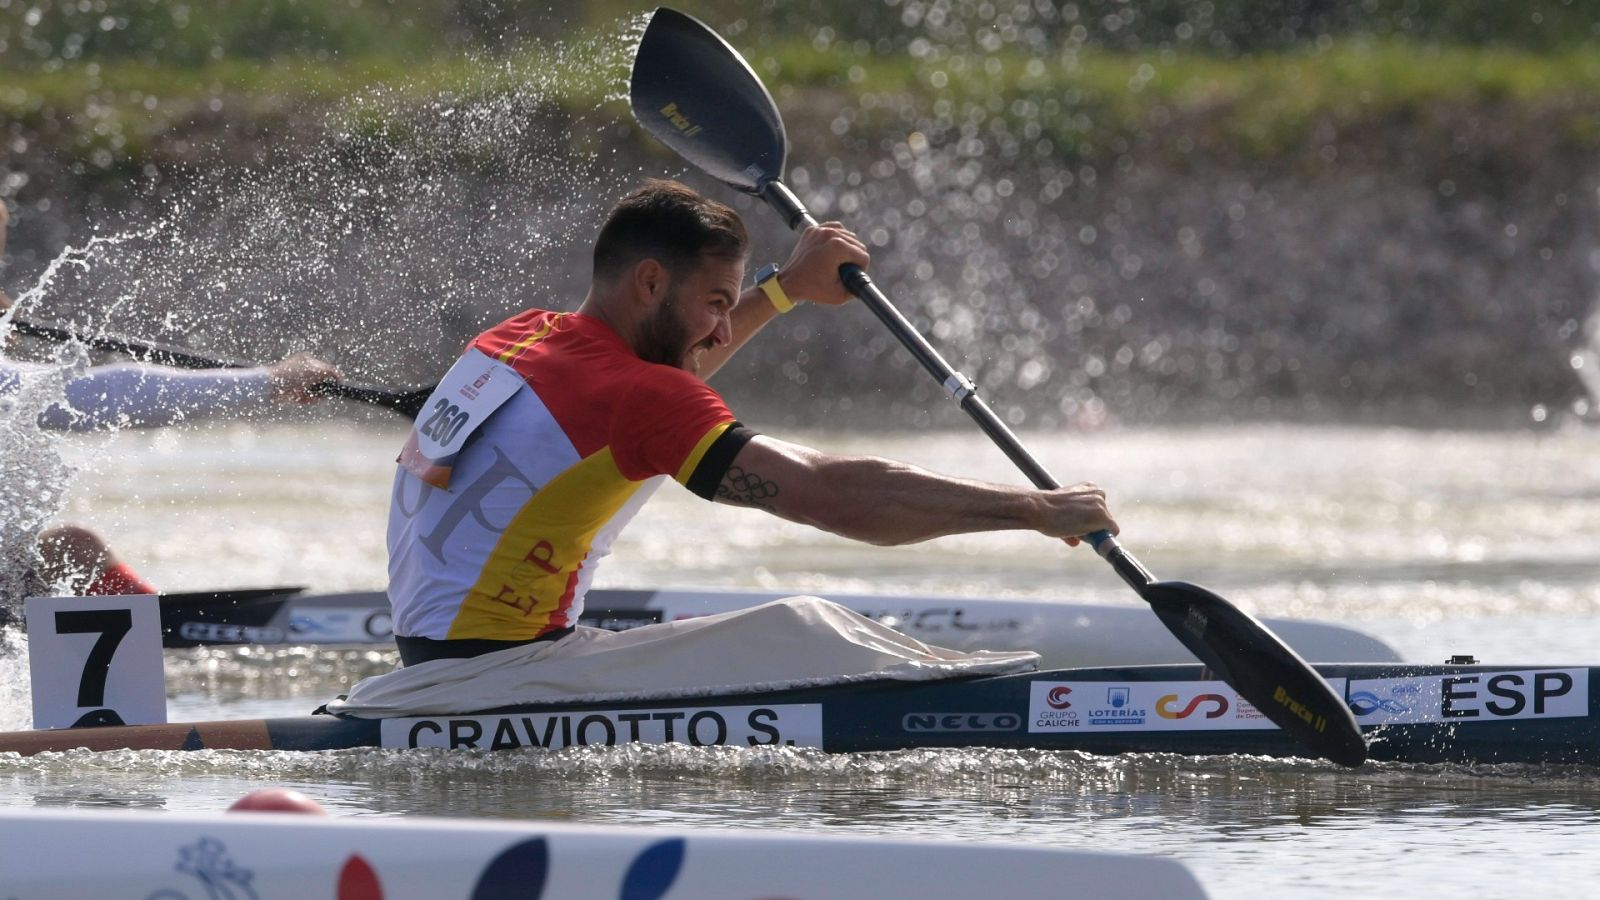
[0,420,1596,897]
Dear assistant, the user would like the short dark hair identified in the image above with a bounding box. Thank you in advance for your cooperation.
[592,180,748,282]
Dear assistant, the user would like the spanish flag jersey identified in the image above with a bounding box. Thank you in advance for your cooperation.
[387,310,749,641]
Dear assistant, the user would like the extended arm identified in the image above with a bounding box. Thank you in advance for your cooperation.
[4,351,341,432]
[43,364,275,431]
[713,434,1118,546]
[696,222,869,379]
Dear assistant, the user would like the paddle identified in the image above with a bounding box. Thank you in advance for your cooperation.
[8,317,433,418]
[157,586,304,647]
[629,7,1366,767]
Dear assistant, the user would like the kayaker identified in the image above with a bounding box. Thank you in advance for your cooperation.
[1,202,342,597]
[330,180,1116,714]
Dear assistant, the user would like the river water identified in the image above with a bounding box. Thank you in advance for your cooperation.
[1,420,1598,897]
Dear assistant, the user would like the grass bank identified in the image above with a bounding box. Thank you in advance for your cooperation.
[5,36,1600,186]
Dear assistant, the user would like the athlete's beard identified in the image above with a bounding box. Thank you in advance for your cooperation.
[636,288,697,370]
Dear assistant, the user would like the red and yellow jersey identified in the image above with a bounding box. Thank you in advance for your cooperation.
[387,310,744,641]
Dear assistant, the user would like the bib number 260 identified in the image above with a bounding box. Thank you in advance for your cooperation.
[420,399,471,447]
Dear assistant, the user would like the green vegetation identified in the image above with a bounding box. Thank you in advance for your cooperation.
[5,1,1600,189]
[5,1,1596,424]
[817,39,1600,164]
[7,26,1600,185]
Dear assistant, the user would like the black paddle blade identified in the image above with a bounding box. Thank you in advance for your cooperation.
[630,7,788,192]
[1143,580,1368,766]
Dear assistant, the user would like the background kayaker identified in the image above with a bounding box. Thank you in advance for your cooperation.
[383,179,1119,667]
[0,201,343,598]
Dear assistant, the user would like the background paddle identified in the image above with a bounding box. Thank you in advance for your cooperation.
[157,586,304,648]
[629,6,1366,767]
[8,317,433,418]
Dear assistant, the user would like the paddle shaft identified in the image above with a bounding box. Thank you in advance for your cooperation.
[9,317,429,416]
[759,181,1156,591]
[626,6,1363,764]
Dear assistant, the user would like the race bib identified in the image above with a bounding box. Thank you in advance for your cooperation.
[398,348,523,489]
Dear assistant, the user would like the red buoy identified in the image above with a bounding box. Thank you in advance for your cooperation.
[227,788,328,815]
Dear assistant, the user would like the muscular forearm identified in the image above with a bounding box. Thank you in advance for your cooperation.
[757,452,1045,546]
[818,457,1044,545]
[717,435,1116,546]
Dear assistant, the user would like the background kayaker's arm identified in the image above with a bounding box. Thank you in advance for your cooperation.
[713,434,1117,546]
[696,222,868,379]
[16,352,341,432]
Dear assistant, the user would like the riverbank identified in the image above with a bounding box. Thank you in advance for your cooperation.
[3,21,1598,428]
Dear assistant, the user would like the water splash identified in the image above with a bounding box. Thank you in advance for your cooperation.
[0,25,647,606]
[1574,309,1600,420]
[0,628,29,731]
[23,28,646,388]
[0,227,170,608]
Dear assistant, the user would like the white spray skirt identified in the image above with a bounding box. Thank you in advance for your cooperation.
[325,596,1040,717]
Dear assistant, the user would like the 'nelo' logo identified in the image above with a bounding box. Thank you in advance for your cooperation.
[902,713,1022,732]
[1156,693,1229,719]
[659,102,703,137]
[1046,686,1073,709]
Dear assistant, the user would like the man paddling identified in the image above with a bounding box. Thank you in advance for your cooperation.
[347,180,1115,704]
[1,203,342,598]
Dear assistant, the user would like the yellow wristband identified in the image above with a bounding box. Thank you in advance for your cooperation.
[756,265,795,314]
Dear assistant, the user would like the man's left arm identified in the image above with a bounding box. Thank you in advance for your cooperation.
[695,222,869,379]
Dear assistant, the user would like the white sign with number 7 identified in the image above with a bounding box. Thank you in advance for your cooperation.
[24,595,166,730]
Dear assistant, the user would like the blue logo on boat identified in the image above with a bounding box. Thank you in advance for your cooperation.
[1108,687,1130,708]
[146,837,259,900]
[288,614,342,635]
[1349,691,1411,716]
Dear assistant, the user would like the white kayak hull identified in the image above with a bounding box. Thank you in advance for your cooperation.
[0,807,1207,899]
[275,586,1401,664]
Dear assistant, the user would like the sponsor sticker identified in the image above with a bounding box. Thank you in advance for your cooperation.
[1027,680,1347,733]
[1347,669,1588,726]
[578,608,665,632]
[847,606,1024,635]
[177,622,286,644]
[901,712,1023,733]
[288,608,393,642]
[381,704,823,750]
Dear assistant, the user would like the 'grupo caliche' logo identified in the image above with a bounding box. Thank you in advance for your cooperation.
[1046,686,1073,710]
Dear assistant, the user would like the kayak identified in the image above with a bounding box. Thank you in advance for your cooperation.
[1,660,1587,765]
[0,807,1207,899]
[271,587,1402,665]
[20,584,1401,664]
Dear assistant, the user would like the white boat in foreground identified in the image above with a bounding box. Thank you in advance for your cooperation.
[274,586,1402,665]
[0,807,1207,899]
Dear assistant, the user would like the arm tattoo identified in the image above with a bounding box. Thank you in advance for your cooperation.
[716,465,780,511]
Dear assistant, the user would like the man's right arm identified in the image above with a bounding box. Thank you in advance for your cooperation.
[712,435,1118,546]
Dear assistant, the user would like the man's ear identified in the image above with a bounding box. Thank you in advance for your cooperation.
[630,258,670,307]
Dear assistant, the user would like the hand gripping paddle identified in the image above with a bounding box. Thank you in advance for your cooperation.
[8,317,433,417]
[628,7,1366,766]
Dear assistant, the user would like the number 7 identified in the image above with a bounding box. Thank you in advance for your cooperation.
[55,609,132,707]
